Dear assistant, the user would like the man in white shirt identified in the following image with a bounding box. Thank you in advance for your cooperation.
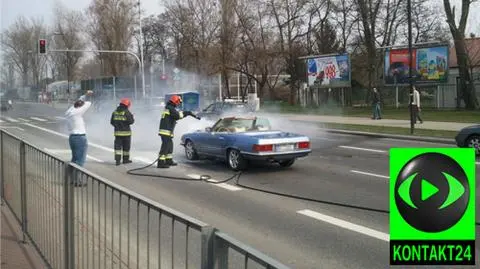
[411,86,423,124]
[65,90,94,168]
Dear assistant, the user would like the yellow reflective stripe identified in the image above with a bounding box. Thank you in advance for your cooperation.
[114,111,126,115]
[114,131,131,136]
[166,154,173,159]
[123,152,129,156]
[158,129,172,136]
[178,111,184,118]
[158,155,166,160]
[161,110,170,119]
[113,116,127,121]
[115,150,122,155]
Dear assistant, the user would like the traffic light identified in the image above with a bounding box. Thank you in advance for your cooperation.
[38,39,47,54]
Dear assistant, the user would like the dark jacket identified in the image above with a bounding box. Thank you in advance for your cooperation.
[110,104,135,136]
[372,91,380,104]
[158,101,193,137]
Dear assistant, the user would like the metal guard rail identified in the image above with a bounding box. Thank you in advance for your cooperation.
[0,129,290,269]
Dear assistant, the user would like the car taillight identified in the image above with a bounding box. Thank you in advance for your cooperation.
[298,141,310,149]
[253,144,273,152]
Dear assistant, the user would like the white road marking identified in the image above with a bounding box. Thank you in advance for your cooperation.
[338,146,386,153]
[3,116,19,122]
[30,117,47,122]
[187,174,242,191]
[0,126,25,131]
[24,123,114,153]
[476,162,480,165]
[133,157,155,164]
[18,118,31,122]
[44,148,104,163]
[44,148,71,153]
[351,170,389,179]
[297,209,389,242]
[87,155,104,163]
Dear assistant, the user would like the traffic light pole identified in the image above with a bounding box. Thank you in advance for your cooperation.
[49,49,146,100]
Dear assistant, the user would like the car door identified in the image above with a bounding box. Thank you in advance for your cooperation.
[209,131,230,157]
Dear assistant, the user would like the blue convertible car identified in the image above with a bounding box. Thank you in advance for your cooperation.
[180,116,312,171]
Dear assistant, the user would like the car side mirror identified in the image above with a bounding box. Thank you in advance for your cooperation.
[205,127,212,132]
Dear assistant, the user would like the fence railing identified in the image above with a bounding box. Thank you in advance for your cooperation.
[0,129,290,269]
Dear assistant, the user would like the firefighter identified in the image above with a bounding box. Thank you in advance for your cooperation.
[157,95,200,168]
[111,98,135,165]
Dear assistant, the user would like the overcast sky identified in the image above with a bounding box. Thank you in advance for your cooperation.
[0,0,479,34]
[0,0,165,31]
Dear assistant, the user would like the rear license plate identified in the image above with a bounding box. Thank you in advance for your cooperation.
[276,144,294,152]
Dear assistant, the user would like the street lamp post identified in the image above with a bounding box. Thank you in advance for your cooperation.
[137,0,146,101]
[407,0,414,134]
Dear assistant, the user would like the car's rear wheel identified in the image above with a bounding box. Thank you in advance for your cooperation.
[227,149,247,171]
[184,140,199,160]
[279,159,295,167]
[466,135,480,155]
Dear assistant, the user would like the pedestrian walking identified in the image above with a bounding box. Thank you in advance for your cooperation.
[157,95,200,168]
[411,86,423,124]
[111,98,135,165]
[371,88,382,120]
[65,90,94,182]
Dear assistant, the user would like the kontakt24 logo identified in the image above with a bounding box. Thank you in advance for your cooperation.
[390,148,476,266]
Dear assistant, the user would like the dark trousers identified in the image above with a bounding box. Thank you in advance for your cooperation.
[114,136,131,161]
[158,135,173,161]
[412,105,423,124]
[69,134,87,167]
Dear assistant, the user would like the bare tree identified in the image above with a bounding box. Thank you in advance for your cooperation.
[444,0,478,109]
[268,0,327,104]
[135,14,171,71]
[51,2,86,82]
[87,0,137,77]
[0,59,16,89]
[332,0,358,52]
[409,0,450,43]
[231,0,283,99]
[465,35,480,82]
[1,16,46,87]
[163,0,221,77]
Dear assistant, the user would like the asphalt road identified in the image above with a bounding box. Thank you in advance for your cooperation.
[1,102,479,269]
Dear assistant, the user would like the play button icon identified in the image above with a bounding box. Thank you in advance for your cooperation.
[421,179,438,201]
[394,152,470,232]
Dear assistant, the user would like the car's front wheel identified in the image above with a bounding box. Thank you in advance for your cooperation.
[466,135,480,155]
[227,149,247,171]
[184,140,199,160]
[279,159,295,167]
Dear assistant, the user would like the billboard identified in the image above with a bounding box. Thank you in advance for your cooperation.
[384,45,449,85]
[306,54,351,88]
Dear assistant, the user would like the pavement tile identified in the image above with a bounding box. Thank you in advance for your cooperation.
[1,203,48,269]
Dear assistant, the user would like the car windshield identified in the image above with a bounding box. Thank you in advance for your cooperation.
[212,117,271,133]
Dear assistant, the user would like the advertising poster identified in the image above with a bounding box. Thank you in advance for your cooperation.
[307,54,351,88]
[384,45,448,85]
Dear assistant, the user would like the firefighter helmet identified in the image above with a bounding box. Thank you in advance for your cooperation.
[169,95,182,106]
[120,98,131,107]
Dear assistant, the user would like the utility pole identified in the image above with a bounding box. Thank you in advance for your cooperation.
[407,0,414,134]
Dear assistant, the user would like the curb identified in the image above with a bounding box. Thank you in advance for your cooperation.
[318,128,456,145]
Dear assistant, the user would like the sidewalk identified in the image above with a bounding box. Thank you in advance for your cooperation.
[1,203,47,269]
[279,114,473,131]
